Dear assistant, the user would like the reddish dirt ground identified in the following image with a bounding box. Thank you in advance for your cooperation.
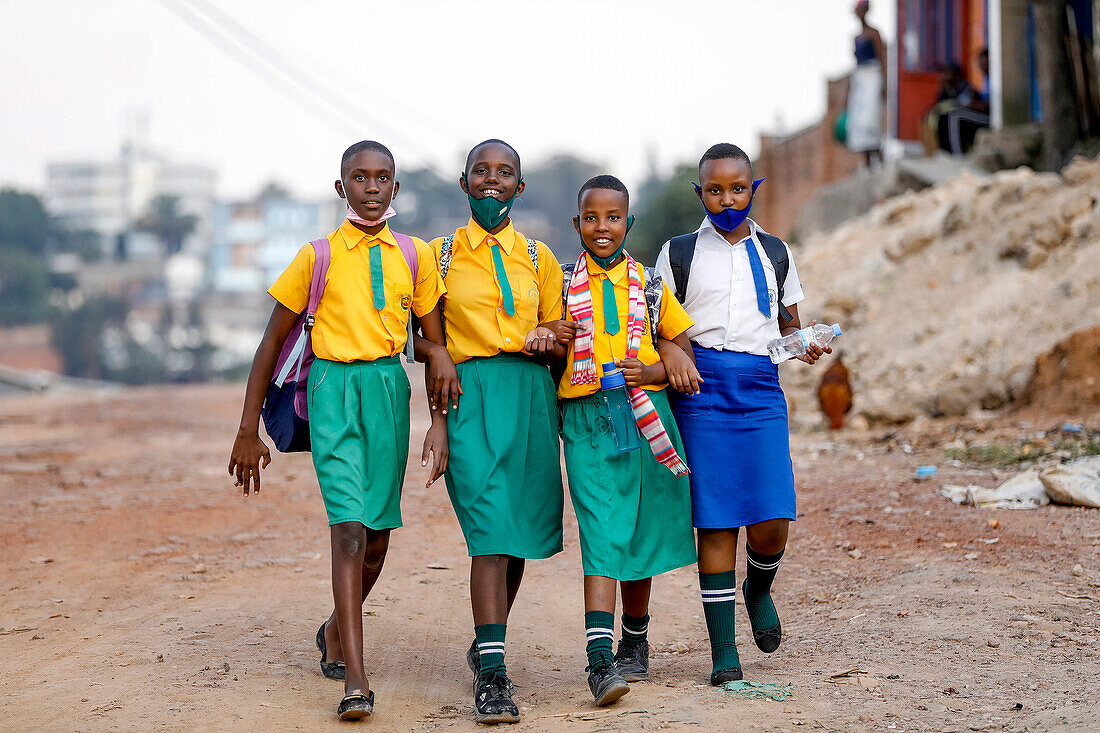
[1,376,1098,732]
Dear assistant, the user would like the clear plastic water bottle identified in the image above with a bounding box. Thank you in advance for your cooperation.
[767,323,843,364]
[600,362,641,453]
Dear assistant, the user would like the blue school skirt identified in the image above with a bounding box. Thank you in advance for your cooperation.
[671,347,796,529]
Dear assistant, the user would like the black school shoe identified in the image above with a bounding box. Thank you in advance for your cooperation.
[613,639,650,682]
[587,663,630,706]
[710,667,744,686]
[316,621,346,681]
[741,579,783,653]
[336,690,374,720]
[467,639,517,695]
[473,671,520,724]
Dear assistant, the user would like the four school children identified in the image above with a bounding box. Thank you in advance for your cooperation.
[230,138,828,723]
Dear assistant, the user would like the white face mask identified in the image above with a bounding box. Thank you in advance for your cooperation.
[346,204,396,227]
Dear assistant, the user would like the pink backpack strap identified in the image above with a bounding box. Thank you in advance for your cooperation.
[390,231,420,363]
[307,238,331,325]
[392,232,419,283]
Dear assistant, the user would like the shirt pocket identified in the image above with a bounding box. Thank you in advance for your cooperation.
[515,274,540,328]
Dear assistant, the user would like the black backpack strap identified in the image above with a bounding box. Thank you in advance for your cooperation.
[667,233,698,303]
[754,228,794,326]
[526,238,539,271]
[560,262,576,318]
[641,266,663,344]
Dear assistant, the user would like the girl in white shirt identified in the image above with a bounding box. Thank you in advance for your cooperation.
[655,143,830,685]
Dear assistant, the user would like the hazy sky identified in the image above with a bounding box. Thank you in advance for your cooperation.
[2,0,893,200]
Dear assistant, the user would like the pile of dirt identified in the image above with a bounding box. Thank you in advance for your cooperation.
[1018,324,1100,415]
[781,155,1100,428]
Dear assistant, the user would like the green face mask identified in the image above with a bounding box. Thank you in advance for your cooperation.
[464,174,520,231]
[574,215,635,268]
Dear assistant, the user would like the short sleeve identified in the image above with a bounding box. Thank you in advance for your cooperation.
[780,243,805,307]
[656,280,694,340]
[535,241,564,322]
[411,237,446,317]
[267,243,314,314]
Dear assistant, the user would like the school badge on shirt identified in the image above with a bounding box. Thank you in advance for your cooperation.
[400,293,412,311]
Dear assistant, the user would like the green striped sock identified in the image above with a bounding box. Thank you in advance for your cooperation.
[744,546,783,630]
[585,610,615,668]
[699,570,740,673]
[474,623,507,677]
[621,612,649,643]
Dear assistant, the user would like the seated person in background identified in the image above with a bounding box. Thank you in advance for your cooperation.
[936,48,991,156]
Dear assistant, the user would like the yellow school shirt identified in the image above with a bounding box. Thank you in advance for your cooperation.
[558,259,694,399]
[431,218,564,364]
[268,219,445,363]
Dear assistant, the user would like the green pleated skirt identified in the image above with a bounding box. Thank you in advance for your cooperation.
[445,354,564,558]
[307,356,410,529]
[562,388,696,580]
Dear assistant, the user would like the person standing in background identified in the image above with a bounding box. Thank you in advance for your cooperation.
[846,0,888,166]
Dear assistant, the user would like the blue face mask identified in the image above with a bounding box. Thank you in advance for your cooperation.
[692,177,766,232]
[573,215,635,268]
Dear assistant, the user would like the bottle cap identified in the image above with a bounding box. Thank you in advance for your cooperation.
[600,361,626,389]
[832,323,843,337]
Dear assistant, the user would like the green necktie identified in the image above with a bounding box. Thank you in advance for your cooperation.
[490,243,515,316]
[602,278,619,335]
[368,243,385,310]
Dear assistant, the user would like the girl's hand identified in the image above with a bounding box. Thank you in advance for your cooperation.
[661,344,702,395]
[544,320,579,344]
[228,429,271,497]
[421,420,448,488]
[524,326,557,355]
[616,357,647,388]
[427,345,462,413]
[796,319,832,365]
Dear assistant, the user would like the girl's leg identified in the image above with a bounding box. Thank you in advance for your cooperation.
[470,554,511,677]
[616,578,653,682]
[583,575,618,668]
[329,521,373,697]
[324,529,391,663]
[505,557,525,618]
[742,518,789,653]
[697,528,742,682]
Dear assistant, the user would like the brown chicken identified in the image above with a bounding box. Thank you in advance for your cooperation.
[817,354,853,430]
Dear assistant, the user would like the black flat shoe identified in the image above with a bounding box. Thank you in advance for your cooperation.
[613,639,650,682]
[473,671,520,724]
[710,667,744,686]
[337,690,374,720]
[742,579,783,653]
[316,621,346,681]
[587,663,630,707]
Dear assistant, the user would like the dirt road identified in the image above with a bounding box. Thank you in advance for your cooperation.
[2,376,1097,731]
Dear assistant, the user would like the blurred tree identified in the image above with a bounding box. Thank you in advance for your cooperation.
[0,189,50,254]
[135,195,198,255]
[50,295,127,380]
[0,246,50,325]
[629,164,702,267]
[515,154,602,257]
[258,182,291,200]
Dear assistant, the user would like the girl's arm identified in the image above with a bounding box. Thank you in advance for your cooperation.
[657,334,702,395]
[415,306,453,487]
[228,301,300,496]
[779,303,830,365]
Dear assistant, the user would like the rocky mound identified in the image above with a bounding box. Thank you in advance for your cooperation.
[780,156,1100,428]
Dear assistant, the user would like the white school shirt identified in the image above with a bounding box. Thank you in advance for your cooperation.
[655,217,805,356]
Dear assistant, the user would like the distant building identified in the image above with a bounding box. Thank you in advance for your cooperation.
[45,139,215,261]
[208,190,344,294]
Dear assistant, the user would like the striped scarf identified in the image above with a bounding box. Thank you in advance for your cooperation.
[567,252,689,476]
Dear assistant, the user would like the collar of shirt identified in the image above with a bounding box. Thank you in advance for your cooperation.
[697,216,760,248]
[336,218,398,250]
[587,256,630,284]
[464,216,518,254]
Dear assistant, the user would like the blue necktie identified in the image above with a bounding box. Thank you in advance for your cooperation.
[745,238,770,318]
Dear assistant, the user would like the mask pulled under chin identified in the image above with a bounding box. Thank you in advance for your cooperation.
[575,215,635,268]
[346,204,396,227]
[465,175,521,231]
[693,177,766,232]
